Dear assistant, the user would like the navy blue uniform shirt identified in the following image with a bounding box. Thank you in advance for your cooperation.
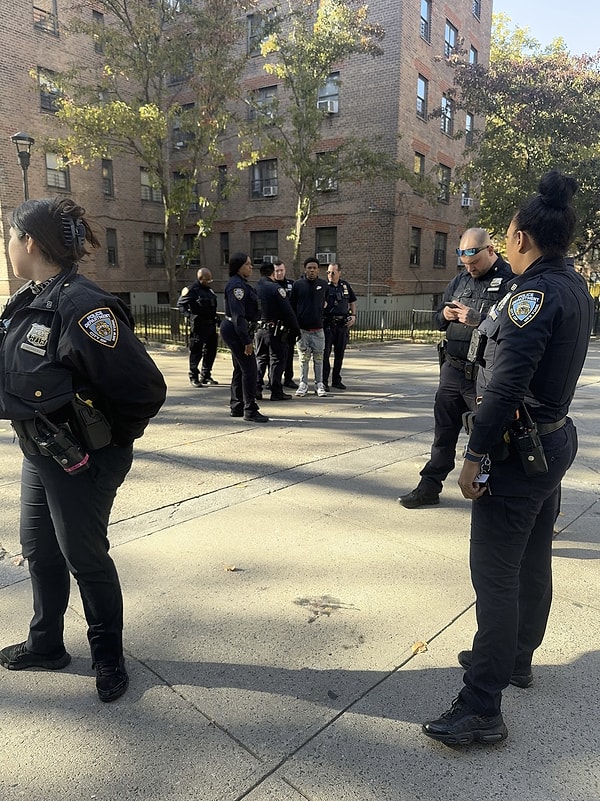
[223,273,259,346]
[256,277,298,329]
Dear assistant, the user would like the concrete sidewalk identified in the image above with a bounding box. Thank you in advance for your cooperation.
[1,340,599,801]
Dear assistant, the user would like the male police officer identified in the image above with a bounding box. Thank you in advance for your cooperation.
[274,260,298,389]
[177,268,219,387]
[399,228,512,508]
[323,262,357,390]
[255,262,299,401]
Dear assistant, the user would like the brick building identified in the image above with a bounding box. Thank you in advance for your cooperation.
[0,1,492,310]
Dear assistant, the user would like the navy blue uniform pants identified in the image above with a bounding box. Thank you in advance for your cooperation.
[418,361,477,494]
[20,443,133,665]
[459,420,577,716]
[283,334,296,383]
[220,320,259,415]
[323,324,349,386]
[255,328,287,397]
[189,323,217,381]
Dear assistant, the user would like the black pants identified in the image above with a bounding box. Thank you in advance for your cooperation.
[323,324,348,386]
[283,333,296,383]
[220,319,259,415]
[459,420,577,715]
[255,328,287,396]
[189,323,217,381]
[418,361,477,494]
[20,443,133,665]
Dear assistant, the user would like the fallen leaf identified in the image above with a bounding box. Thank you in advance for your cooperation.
[411,640,428,654]
[224,565,239,572]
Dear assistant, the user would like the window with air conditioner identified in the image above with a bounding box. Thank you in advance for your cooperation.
[251,159,278,198]
[250,230,278,263]
[315,227,337,263]
[317,72,340,113]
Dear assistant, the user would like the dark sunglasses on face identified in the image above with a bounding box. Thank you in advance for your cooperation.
[456,246,488,257]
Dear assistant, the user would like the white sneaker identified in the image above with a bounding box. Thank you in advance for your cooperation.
[296,381,308,397]
[315,382,327,397]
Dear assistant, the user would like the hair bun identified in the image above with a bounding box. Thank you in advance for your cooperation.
[538,170,577,209]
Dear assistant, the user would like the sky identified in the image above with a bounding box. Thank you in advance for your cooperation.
[492,0,600,55]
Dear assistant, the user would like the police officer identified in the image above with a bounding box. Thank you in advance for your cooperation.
[323,262,357,390]
[399,228,512,508]
[423,171,594,745]
[220,252,268,422]
[274,260,298,389]
[255,262,299,401]
[0,197,167,702]
[177,267,219,387]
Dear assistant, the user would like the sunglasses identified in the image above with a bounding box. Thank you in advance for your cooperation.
[456,246,488,257]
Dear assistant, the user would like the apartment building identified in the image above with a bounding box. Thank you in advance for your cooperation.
[0,1,492,309]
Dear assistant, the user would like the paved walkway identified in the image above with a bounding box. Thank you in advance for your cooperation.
[1,340,599,801]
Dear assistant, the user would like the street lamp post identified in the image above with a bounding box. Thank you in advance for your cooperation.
[10,132,35,201]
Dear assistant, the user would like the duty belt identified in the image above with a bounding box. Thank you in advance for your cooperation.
[445,353,477,379]
[536,417,567,435]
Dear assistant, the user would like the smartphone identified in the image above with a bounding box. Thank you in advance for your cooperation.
[444,301,458,308]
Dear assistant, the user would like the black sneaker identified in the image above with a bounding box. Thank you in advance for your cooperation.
[332,380,346,390]
[201,377,219,385]
[398,488,440,509]
[422,697,508,745]
[458,650,534,689]
[283,380,298,389]
[230,410,244,417]
[0,641,71,671]
[189,377,202,388]
[244,411,269,423]
[270,393,292,401]
[95,658,129,702]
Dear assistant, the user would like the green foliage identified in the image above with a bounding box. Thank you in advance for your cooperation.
[245,0,412,273]
[51,0,250,305]
[452,14,600,257]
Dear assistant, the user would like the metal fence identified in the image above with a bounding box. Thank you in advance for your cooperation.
[130,306,442,347]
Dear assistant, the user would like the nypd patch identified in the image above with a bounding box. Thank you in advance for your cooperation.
[278,287,287,298]
[508,291,544,328]
[78,308,119,348]
[233,287,245,300]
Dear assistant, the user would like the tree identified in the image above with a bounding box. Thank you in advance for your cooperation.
[51,0,252,317]
[451,14,600,258]
[247,0,415,275]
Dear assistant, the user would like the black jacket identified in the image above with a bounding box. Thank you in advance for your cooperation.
[290,276,327,329]
[0,266,166,446]
[256,277,298,329]
[177,280,218,330]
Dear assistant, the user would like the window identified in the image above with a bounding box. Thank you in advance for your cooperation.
[173,172,199,212]
[217,165,228,200]
[250,230,278,264]
[112,291,131,306]
[469,46,478,65]
[438,164,451,203]
[45,153,69,190]
[33,0,58,34]
[106,228,118,266]
[461,182,473,207]
[410,228,421,266]
[434,232,448,267]
[472,0,481,20]
[141,169,162,203]
[317,72,340,113]
[315,227,337,261]
[247,10,275,55]
[92,10,104,53]
[414,152,425,191]
[144,232,165,267]
[102,159,114,197]
[441,94,453,136]
[444,21,458,58]
[248,85,277,121]
[168,56,193,86]
[172,103,195,149]
[251,159,278,198]
[38,68,60,113]
[420,0,431,42]
[315,153,338,192]
[220,232,230,266]
[465,112,475,146]
[416,75,428,119]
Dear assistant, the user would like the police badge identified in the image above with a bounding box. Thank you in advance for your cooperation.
[78,308,119,347]
[508,291,544,328]
[20,323,52,355]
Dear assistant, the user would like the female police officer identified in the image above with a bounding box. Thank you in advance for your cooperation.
[220,252,268,423]
[0,197,166,702]
[422,171,593,744]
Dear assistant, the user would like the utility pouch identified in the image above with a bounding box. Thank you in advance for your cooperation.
[437,339,447,369]
[508,404,548,476]
[70,396,113,451]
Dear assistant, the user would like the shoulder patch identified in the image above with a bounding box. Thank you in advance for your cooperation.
[233,287,245,301]
[181,287,189,297]
[278,287,287,298]
[78,307,119,348]
[508,291,544,328]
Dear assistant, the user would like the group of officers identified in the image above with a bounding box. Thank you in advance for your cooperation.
[177,255,357,423]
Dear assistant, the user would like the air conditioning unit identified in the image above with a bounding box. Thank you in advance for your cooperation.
[316,252,336,264]
[262,255,277,263]
[315,178,338,192]
[461,197,474,207]
[317,99,339,114]
[262,185,278,197]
